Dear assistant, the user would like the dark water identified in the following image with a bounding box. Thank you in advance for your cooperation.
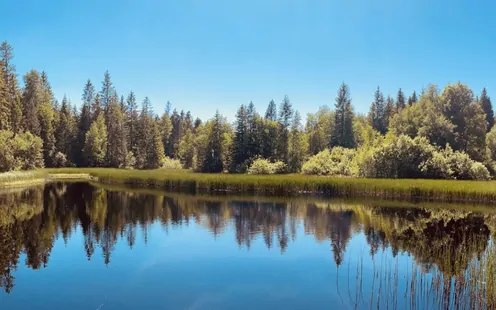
[0,183,495,310]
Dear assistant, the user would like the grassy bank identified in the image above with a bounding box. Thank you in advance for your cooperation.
[0,168,487,204]
[2,168,496,203]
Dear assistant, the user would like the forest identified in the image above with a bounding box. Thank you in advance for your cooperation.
[1,40,496,180]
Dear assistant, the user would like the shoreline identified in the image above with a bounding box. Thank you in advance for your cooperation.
[1,168,496,204]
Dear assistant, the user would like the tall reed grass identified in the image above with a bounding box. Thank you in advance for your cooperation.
[4,168,496,204]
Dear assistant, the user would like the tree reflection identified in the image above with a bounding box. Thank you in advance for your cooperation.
[0,182,495,307]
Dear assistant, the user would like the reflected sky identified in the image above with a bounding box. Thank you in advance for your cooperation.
[0,183,494,309]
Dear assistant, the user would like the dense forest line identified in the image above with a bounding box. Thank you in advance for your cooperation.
[1,41,496,180]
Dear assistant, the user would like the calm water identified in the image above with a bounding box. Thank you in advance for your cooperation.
[0,183,495,310]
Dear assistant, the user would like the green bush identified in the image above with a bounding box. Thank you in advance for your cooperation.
[0,130,44,172]
[248,158,285,175]
[302,147,355,176]
[162,156,183,169]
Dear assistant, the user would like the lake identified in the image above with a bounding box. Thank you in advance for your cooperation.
[0,182,495,310]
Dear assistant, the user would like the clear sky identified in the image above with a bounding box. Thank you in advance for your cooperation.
[2,0,496,121]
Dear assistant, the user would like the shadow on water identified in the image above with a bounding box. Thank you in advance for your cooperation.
[0,182,495,309]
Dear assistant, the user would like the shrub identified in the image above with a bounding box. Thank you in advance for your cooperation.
[53,152,68,168]
[162,156,183,169]
[248,158,285,175]
[302,147,355,176]
[469,162,491,180]
[0,130,44,172]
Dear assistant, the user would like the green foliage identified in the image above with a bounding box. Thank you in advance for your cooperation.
[306,106,334,155]
[287,111,308,173]
[0,130,43,172]
[331,83,354,148]
[247,158,285,175]
[84,115,107,167]
[302,147,355,176]
[162,156,183,169]
[106,101,127,168]
[480,88,494,132]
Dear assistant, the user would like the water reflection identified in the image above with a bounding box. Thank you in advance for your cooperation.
[0,182,495,309]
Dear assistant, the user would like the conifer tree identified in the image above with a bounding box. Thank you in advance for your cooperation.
[479,88,494,132]
[288,110,307,172]
[231,104,248,172]
[332,83,354,147]
[84,114,107,167]
[369,86,387,134]
[384,95,395,132]
[278,95,293,163]
[1,41,22,134]
[38,72,56,166]
[55,96,76,162]
[21,70,42,136]
[265,99,277,121]
[106,95,127,168]
[100,70,115,121]
[126,91,139,155]
[396,88,406,112]
[202,111,225,173]
[78,80,94,165]
[0,68,10,131]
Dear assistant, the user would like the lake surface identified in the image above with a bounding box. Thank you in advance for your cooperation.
[0,182,495,310]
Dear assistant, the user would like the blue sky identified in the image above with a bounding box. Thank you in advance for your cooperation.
[2,0,496,121]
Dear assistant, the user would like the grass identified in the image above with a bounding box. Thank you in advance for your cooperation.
[2,167,496,203]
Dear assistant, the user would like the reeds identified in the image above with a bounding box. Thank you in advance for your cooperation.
[4,168,496,204]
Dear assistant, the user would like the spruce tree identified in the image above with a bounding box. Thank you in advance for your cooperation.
[106,99,127,168]
[100,70,115,122]
[384,95,395,132]
[126,91,139,155]
[202,111,224,173]
[332,83,354,148]
[159,111,172,157]
[265,99,277,121]
[84,114,107,167]
[0,68,10,130]
[1,41,22,134]
[78,80,94,165]
[288,110,307,172]
[55,96,76,161]
[21,70,42,136]
[396,88,406,112]
[480,88,494,132]
[230,104,248,172]
[369,86,387,134]
[38,72,56,166]
[278,95,293,163]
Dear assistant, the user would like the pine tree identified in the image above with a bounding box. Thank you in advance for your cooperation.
[332,83,354,148]
[246,101,260,159]
[38,72,56,166]
[55,96,76,162]
[480,88,494,132]
[84,114,107,167]
[159,111,172,157]
[21,70,42,136]
[145,120,165,169]
[0,68,10,130]
[178,128,195,168]
[396,88,406,112]
[278,95,293,163]
[265,100,277,121]
[288,110,307,172]
[202,111,225,173]
[106,97,127,168]
[126,91,139,155]
[408,90,418,105]
[231,104,248,172]
[369,86,387,134]
[384,95,395,132]
[91,93,102,121]
[100,70,115,122]
[1,41,22,134]
[78,80,94,165]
